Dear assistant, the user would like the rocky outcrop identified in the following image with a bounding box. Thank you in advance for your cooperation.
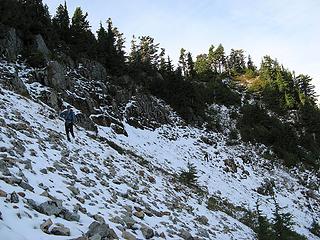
[45,61,71,90]
[0,66,29,96]
[0,24,23,61]
[78,59,107,81]
[76,113,98,132]
[33,34,50,59]
[125,94,171,129]
[37,90,62,110]
[11,72,29,96]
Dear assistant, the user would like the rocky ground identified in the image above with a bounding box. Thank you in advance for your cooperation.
[0,59,319,240]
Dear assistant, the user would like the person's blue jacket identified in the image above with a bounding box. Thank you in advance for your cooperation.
[60,109,76,124]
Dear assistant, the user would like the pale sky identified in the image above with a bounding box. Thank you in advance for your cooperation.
[43,0,320,95]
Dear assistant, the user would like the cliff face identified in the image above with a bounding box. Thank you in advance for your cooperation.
[0,28,319,240]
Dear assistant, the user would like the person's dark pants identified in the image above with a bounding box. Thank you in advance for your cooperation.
[65,122,74,141]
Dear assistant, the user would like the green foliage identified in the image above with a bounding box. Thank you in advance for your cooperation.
[310,220,320,237]
[52,1,70,43]
[238,104,300,166]
[255,200,307,240]
[228,49,246,75]
[69,7,96,58]
[207,78,241,106]
[272,200,307,240]
[195,54,211,79]
[178,162,198,187]
[0,0,55,46]
[97,18,125,75]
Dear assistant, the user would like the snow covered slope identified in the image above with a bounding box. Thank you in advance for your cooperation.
[0,60,319,240]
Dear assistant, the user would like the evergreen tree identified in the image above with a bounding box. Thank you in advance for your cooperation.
[131,35,159,72]
[186,52,195,79]
[129,35,140,66]
[228,49,246,75]
[247,55,256,71]
[207,45,216,72]
[214,44,226,73]
[194,54,211,79]
[52,1,70,43]
[255,202,275,240]
[0,0,21,28]
[296,74,317,104]
[70,7,96,58]
[272,198,307,240]
[179,48,187,76]
[178,162,198,187]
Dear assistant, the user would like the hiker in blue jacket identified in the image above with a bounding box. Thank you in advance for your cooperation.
[60,105,76,142]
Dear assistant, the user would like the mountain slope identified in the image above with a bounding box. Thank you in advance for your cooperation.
[0,59,319,240]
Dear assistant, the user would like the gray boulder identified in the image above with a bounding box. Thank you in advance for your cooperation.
[10,191,19,203]
[62,209,80,222]
[51,225,71,236]
[79,59,107,81]
[38,200,63,216]
[45,61,70,90]
[140,224,154,239]
[33,34,50,59]
[125,94,171,129]
[86,221,118,239]
[38,90,61,110]
[0,24,23,61]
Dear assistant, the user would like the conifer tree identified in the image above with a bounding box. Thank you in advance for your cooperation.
[179,48,187,76]
[213,44,226,73]
[186,52,195,79]
[194,54,210,79]
[70,7,96,58]
[296,74,317,104]
[228,49,246,75]
[247,55,256,71]
[20,0,53,42]
[52,1,70,43]
[179,162,198,187]
[255,201,275,240]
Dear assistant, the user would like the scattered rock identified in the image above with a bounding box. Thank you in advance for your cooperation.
[40,168,48,174]
[133,211,145,219]
[40,218,53,233]
[0,24,23,61]
[140,224,154,239]
[179,229,194,240]
[33,34,50,58]
[80,166,90,174]
[38,200,63,216]
[122,215,136,229]
[17,192,25,198]
[195,215,208,225]
[93,214,105,224]
[62,209,80,222]
[224,159,238,173]
[19,181,34,192]
[122,231,137,240]
[67,185,80,195]
[51,224,71,236]
[10,191,19,203]
[45,61,68,90]
[109,216,124,225]
[147,176,156,183]
[86,221,118,239]
[0,189,7,198]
